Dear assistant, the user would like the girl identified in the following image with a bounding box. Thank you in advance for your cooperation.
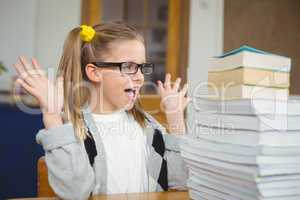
[13,22,189,200]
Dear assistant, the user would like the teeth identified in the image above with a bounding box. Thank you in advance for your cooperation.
[128,90,135,98]
[124,87,137,100]
[124,87,139,100]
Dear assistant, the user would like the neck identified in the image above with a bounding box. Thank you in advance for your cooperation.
[89,86,118,114]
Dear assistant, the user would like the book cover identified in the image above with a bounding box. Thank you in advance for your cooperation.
[210,45,291,72]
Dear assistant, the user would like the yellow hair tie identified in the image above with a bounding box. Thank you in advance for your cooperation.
[80,25,96,42]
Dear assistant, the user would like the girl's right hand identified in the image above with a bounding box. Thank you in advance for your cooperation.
[13,56,64,115]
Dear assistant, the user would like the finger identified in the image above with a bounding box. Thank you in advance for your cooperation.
[180,83,188,96]
[19,56,33,71]
[31,58,44,75]
[164,73,171,89]
[157,80,164,94]
[31,58,42,70]
[13,61,27,77]
[19,56,38,76]
[23,75,37,87]
[15,60,37,85]
[15,78,36,96]
[173,77,181,91]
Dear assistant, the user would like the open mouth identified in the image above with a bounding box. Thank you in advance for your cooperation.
[124,87,138,100]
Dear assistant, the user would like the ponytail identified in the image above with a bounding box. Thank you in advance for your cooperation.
[57,27,89,140]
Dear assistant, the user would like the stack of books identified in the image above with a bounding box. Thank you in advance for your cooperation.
[181,46,300,200]
[207,45,290,100]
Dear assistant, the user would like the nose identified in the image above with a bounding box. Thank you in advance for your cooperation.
[131,68,144,82]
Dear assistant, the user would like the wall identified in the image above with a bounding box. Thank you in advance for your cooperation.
[186,0,300,130]
[0,0,81,91]
[34,0,81,70]
[102,0,124,21]
[0,0,37,91]
[187,0,224,130]
[224,0,300,94]
[0,0,81,198]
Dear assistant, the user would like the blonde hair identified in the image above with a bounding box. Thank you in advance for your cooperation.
[57,22,146,140]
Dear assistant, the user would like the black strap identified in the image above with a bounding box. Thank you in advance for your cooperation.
[84,128,98,166]
[152,129,169,191]
[84,123,168,191]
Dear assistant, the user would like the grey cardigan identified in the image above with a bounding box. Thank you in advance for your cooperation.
[36,106,188,200]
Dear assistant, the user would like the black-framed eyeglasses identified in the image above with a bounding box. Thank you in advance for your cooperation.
[91,61,154,75]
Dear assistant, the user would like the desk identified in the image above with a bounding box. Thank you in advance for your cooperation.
[10,191,190,200]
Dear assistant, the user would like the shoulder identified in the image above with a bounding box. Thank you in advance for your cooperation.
[142,111,167,135]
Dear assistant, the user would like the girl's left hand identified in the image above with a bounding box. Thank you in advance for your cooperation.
[157,73,191,115]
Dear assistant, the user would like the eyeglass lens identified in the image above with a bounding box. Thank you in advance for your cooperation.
[121,62,153,75]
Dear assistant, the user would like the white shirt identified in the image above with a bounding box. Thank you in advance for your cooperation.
[92,110,149,194]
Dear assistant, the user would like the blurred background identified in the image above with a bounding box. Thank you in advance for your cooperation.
[0,0,299,198]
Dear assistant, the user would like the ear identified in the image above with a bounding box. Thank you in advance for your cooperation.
[85,64,102,83]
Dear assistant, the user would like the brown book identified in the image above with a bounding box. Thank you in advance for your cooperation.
[207,84,289,100]
[208,67,289,89]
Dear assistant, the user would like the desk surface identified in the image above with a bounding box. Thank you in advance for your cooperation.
[10,191,190,200]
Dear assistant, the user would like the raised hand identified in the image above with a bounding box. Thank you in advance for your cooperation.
[157,73,190,115]
[13,56,64,115]
[157,73,191,134]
